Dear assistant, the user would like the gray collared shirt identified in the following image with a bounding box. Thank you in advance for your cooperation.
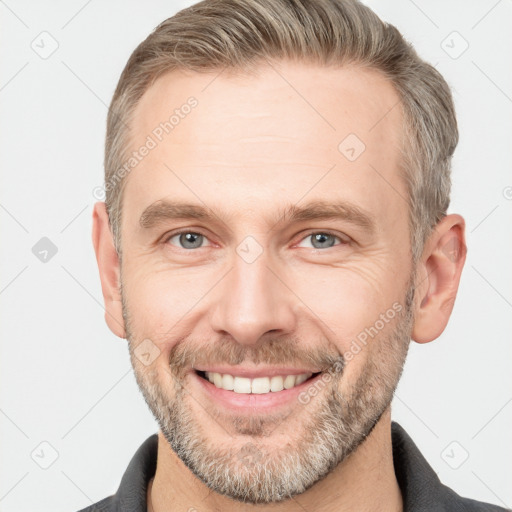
[76,422,509,511]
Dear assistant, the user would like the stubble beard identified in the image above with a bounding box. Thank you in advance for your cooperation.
[122,282,415,504]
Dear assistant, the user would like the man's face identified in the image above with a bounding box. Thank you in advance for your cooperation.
[119,62,415,503]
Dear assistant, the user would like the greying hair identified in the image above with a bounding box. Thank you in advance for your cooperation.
[104,0,458,261]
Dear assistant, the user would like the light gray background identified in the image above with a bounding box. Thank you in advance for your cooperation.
[1,1,511,511]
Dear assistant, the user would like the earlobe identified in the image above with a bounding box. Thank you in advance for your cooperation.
[92,202,126,339]
[411,214,467,344]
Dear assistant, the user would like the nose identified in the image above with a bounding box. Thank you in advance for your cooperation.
[209,252,297,346]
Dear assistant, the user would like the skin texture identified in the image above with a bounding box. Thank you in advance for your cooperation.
[92,62,466,512]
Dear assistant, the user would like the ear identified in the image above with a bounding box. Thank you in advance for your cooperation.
[92,202,126,338]
[411,214,467,344]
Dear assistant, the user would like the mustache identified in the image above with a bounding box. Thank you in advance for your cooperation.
[168,335,345,377]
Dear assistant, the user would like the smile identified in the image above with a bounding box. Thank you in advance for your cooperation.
[197,370,320,394]
[190,365,325,411]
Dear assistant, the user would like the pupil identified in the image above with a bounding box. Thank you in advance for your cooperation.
[312,233,334,248]
[180,232,202,249]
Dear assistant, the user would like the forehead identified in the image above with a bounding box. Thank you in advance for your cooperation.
[123,61,406,230]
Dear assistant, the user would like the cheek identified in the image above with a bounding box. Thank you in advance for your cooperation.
[290,263,399,341]
[122,264,215,343]
[288,260,408,389]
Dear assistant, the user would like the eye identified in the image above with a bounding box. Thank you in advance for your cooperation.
[166,231,210,249]
[297,232,345,249]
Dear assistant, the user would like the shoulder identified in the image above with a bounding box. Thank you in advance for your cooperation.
[72,433,158,512]
[391,422,510,512]
[442,490,510,511]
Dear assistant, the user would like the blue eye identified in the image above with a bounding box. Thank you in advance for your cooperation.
[168,232,209,249]
[298,232,342,249]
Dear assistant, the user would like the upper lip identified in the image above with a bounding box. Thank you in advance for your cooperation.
[193,366,322,378]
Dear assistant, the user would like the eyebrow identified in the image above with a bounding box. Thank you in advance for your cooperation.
[139,199,375,233]
[276,201,375,233]
[139,201,217,229]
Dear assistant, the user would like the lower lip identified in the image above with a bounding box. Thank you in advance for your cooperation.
[191,371,322,412]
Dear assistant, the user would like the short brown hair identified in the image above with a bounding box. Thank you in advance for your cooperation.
[104,0,458,261]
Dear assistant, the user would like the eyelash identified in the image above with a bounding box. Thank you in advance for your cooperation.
[295,230,349,248]
[162,229,350,250]
[161,230,210,251]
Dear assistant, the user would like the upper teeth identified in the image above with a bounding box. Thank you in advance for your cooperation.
[204,372,312,394]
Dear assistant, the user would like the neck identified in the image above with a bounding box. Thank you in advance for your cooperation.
[148,408,402,512]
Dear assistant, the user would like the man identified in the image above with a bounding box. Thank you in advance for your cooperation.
[86,0,507,510]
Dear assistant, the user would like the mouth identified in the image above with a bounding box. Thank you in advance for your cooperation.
[191,368,324,412]
[194,369,321,394]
